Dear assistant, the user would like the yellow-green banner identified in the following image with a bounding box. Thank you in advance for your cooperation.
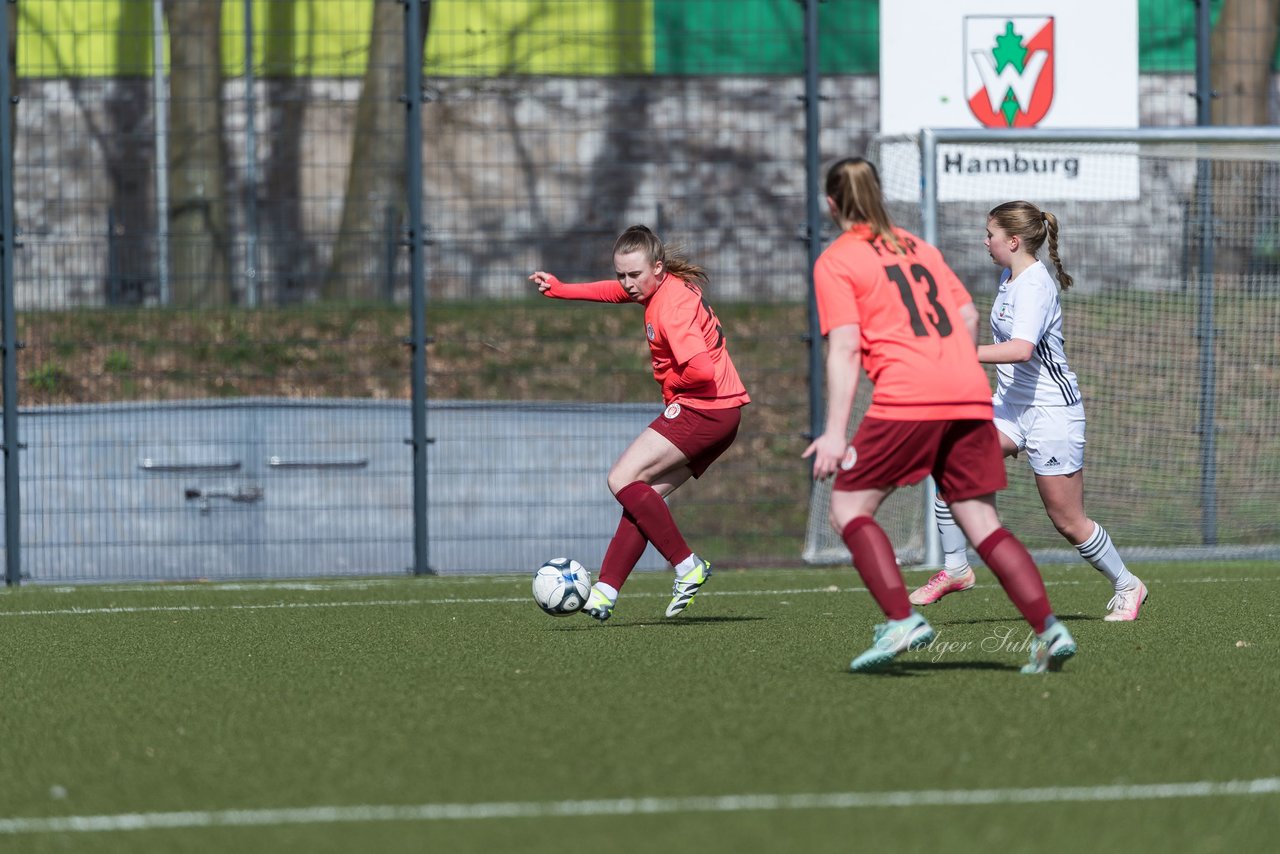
[12,0,1232,79]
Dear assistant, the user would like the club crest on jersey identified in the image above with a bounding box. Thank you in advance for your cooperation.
[664,403,682,420]
[646,322,656,341]
[965,16,1055,128]
[840,446,857,471]
[997,301,1013,321]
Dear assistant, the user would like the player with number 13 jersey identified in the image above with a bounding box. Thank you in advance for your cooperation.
[813,222,991,422]
[804,157,1074,675]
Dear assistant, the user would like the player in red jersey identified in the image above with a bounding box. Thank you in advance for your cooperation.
[803,157,1076,673]
[531,225,750,622]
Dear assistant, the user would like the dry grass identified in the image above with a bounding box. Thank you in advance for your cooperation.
[16,291,1278,557]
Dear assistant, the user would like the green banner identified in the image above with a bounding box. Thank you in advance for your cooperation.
[9,0,1257,78]
[654,0,877,75]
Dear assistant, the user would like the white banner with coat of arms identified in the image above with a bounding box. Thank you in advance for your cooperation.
[878,0,1139,201]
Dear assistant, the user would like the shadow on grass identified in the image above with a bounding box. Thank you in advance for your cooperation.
[845,659,1024,676]
[927,614,1102,626]
[925,616,1027,626]
[892,659,1023,674]
[551,615,767,630]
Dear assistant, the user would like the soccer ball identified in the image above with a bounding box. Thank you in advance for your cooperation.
[532,558,592,616]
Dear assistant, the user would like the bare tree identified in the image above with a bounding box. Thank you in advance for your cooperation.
[323,0,430,300]
[103,0,154,305]
[1207,0,1280,276]
[261,0,314,304]
[536,1,651,280]
[163,0,232,306]
[1211,0,1280,124]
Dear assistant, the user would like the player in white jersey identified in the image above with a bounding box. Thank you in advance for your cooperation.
[909,200,1148,621]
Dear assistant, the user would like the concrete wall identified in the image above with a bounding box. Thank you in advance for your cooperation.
[11,73,1268,308]
[7,398,666,582]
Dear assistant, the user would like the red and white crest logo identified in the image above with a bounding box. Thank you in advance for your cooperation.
[663,403,682,420]
[965,16,1055,128]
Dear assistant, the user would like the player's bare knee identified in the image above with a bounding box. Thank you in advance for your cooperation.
[607,471,630,497]
[1049,513,1090,543]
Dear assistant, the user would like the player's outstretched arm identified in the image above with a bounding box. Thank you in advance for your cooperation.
[529,270,560,294]
[529,271,630,303]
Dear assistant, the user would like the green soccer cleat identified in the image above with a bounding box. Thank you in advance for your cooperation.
[665,558,711,617]
[848,612,935,672]
[1021,620,1078,673]
[583,585,616,623]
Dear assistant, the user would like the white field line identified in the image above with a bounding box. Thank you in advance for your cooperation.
[1,777,1277,835]
[0,575,1277,619]
[38,577,515,595]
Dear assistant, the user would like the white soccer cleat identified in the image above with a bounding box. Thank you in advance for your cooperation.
[1104,580,1148,621]
[583,585,616,623]
[665,558,711,617]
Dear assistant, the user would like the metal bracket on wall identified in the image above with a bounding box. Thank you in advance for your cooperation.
[267,456,368,470]
[183,485,264,514]
[140,459,242,473]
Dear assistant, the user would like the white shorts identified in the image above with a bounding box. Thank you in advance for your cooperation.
[991,400,1086,476]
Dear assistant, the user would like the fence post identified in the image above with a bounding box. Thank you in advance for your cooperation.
[405,0,432,575]
[919,130,941,568]
[1,0,21,586]
[802,0,824,456]
[1194,0,1217,544]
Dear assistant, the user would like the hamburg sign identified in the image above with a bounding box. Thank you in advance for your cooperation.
[878,1,1138,201]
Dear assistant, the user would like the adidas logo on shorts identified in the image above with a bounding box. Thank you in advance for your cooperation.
[1045,456,1061,467]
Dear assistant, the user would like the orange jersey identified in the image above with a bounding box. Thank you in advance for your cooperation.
[813,225,991,421]
[546,275,750,409]
[644,274,749,409]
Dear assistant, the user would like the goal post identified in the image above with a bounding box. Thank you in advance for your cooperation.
[803,126,1280,567]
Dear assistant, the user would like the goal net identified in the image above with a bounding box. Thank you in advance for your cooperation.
[804,129,1280,566]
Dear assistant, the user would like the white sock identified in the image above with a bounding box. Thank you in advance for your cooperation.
[1075,523,1137,591]
[674,553,699,576]
[595,582,618,601]
[935,496,971,577]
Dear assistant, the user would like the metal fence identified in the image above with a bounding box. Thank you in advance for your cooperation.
[805,127,1280,565]
[2,1,1278,583]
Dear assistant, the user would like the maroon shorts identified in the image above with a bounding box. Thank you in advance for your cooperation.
[834,417,1006,502]
[648,402,742,478]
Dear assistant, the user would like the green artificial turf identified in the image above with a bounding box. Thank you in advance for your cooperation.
[1,562,1277,853]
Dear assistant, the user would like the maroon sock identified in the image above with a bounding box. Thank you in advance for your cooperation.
[841,517,911,621]
[598,512,648,591]
[615,481,693,567]
[977,528,1052,634]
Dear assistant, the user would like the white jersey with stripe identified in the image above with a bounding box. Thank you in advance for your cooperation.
[989,260,1081,406]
